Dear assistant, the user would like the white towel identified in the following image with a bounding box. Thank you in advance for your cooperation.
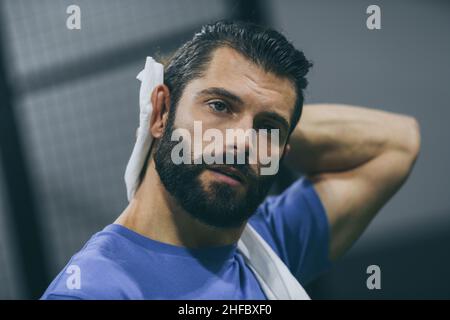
[238,224,310,299]
[124,57,164,201]
[124,56,310,300]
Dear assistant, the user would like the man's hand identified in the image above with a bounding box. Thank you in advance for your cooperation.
[285,104,421,261]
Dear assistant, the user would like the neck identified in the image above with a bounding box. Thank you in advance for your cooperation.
[115,159,245,248]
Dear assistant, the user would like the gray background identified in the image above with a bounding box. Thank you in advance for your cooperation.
[0,0,448,299]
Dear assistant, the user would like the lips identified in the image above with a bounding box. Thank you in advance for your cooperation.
[208,166,246,184]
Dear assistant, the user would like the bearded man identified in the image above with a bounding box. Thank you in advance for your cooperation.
[41,20,420,300]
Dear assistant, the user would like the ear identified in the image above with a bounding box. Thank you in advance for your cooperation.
[149,84,171,139]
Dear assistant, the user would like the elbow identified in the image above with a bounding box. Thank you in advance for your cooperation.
[400,116,421,166]
[406,116,421,160]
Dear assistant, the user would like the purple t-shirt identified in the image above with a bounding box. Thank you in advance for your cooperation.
[41,177,331,300]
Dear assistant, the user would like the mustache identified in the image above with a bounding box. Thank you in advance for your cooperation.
[184,150,260,180]
[206,163,258,183]
[157,137,267,184]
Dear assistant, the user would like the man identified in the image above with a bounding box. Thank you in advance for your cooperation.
[41,21,420,299]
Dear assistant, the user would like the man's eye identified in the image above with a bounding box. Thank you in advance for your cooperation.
[264,124,277,130]
[259,123,278,131]
[207,101,229,113]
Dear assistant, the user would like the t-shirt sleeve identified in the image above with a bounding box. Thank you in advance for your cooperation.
[43,293,84,300]
[249,176,332,286]
[40,242,135,300]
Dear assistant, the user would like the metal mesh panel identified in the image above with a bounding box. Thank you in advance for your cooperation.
[3,0,227,78]
[0,154,23,299]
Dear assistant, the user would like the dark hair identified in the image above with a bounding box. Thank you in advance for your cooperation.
[163,20,312,134]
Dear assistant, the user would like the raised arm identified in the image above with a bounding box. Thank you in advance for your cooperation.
[285,103,421,261]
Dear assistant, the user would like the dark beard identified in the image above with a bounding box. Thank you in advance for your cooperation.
[153,119,277,229]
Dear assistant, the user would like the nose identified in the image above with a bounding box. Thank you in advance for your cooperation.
[225,114,256,164]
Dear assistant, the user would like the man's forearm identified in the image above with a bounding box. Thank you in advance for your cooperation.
[285,103,420,174]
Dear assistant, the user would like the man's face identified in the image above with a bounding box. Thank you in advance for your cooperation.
[154,47,297,229]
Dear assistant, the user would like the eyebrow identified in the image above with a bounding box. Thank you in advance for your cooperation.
[196,87,244,105]
[197,87,290,131]
[260,111,290,132]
